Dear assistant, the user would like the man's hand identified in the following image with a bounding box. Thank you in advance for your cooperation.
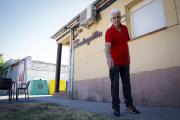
[107,57,114,69]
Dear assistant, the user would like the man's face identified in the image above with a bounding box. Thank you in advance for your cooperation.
[110,13,121,26]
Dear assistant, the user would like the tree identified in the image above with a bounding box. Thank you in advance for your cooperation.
[0,53,5,78]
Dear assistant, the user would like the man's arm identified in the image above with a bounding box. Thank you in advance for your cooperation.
[127,44,130,63]
[105,43,114,69]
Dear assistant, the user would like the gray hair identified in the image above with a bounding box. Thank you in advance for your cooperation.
[109,8,121,19]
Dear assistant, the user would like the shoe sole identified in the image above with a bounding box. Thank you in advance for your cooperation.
[113,113,120,116]
[113,111,120,116]
[124,107,136,114]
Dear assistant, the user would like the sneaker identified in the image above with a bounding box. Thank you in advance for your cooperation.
[125,105,140,114]
[113,108,120,116]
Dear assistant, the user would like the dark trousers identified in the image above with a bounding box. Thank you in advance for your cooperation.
[109,64,133,109]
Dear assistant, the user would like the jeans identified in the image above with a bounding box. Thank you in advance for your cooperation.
[109,64,133,109]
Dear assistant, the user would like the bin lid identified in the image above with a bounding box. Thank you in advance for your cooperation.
[34,78,48,81]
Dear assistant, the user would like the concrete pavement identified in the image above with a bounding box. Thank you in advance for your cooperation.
[0,95,180,120]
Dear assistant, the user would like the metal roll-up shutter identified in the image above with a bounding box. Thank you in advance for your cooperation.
[130,0,166,38]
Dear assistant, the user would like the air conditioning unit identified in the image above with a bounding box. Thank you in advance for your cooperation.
[80,4,97,29]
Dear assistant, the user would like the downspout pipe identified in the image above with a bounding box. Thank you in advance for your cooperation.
[68,29,72,97]
[68,21,79,98]
[70,29,75,98]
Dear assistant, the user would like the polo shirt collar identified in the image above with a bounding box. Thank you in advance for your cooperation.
[111,23,123,32]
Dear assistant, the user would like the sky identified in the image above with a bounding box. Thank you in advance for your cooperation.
[0,0,95,65]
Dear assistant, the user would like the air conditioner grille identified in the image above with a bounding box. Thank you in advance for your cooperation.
[80,9,87,24]
[80,4,98,28]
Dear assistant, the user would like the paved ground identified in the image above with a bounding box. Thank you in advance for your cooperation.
[0,95,180,120]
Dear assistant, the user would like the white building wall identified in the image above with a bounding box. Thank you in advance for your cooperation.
[1,56,68,95]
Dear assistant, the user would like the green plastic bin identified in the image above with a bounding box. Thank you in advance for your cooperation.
[30,79,48,95]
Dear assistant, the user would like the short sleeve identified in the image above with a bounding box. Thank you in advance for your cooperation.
[105,29,112,43]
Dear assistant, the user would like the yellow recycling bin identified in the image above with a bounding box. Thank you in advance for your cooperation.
[48,79,66,95]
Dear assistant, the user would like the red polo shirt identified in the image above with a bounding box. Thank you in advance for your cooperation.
[105,24,130,65]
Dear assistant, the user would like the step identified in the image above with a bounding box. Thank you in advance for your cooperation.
[52,91,68,98]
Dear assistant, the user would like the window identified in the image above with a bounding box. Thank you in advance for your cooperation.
[130,0,166,38]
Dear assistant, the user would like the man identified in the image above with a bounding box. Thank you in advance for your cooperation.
[105,8,140,116]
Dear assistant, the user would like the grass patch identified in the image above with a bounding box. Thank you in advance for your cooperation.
[0,101,126,120]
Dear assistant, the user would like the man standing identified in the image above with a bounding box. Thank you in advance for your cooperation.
[105,8,140,116]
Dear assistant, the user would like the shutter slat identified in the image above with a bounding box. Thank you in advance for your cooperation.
[130,0,166,38]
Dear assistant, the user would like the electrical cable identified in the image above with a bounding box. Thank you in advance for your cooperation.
[93,22,97,33]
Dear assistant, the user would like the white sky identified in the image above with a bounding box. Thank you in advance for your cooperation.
[0,0,95,65]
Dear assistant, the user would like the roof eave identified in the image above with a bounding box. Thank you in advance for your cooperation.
[51,14,80,39]
[50,0,103,39]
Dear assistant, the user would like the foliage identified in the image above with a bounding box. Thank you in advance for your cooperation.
[0,53,5,77]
